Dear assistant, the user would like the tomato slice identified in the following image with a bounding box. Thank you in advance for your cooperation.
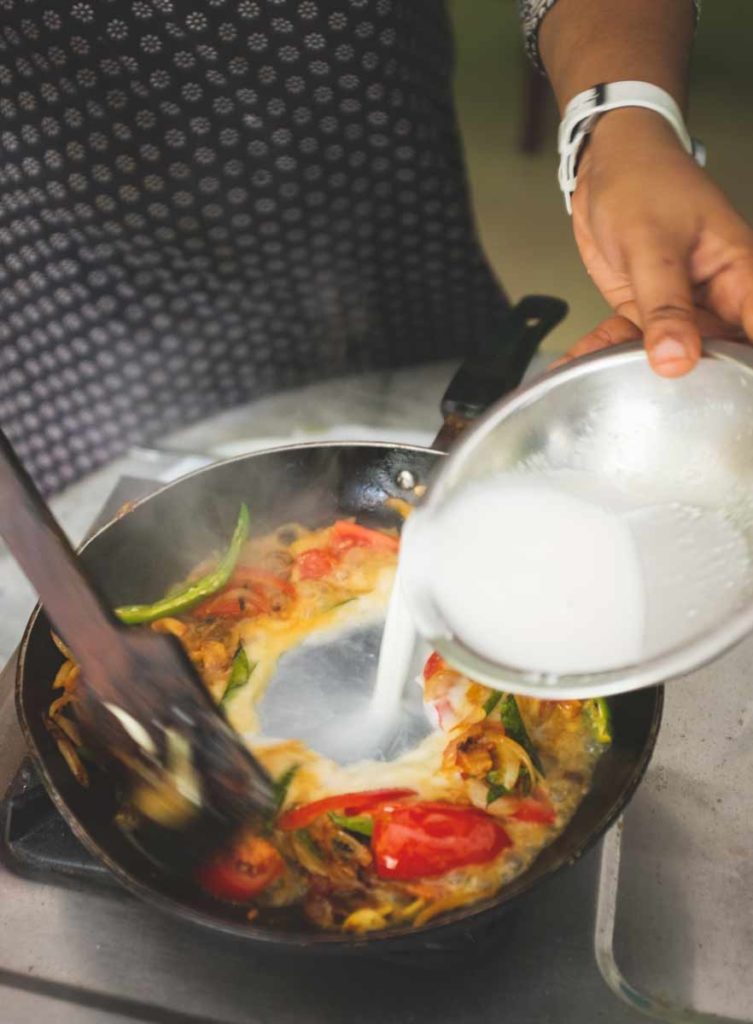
[295,548,337,580]
[192,587,270,619]
[197,835,284,903]
[192,568,295,619]
[508,796,556,825]
[372,802,511,881]
[229,567,295,595]
[278,788,415,831]
[331,520,400,553]
[423,651,447,681]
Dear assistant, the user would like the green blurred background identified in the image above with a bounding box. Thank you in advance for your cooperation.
[449,0,753,352]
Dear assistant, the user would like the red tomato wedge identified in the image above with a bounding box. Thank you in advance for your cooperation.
[278,788,415,831]
[423,651,447,681]
[197,835,284,903]
[295,548,337,580]
[331,520,400,553]
[372,802,511,881]
[508,796,556,825]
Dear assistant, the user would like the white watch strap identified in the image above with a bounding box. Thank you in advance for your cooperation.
[558,81,706,214]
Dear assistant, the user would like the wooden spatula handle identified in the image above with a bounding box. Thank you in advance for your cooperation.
[0,430,122,668]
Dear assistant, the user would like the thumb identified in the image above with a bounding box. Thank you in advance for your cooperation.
[624,233,702,378]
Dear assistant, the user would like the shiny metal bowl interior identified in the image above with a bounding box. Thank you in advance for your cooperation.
[412,340,753,699]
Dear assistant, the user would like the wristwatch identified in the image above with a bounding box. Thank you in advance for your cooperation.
[558,81,706,214]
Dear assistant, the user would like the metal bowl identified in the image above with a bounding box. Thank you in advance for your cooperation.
[405,340,753,699]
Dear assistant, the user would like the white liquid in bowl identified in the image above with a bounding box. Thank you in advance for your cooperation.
[400,472,751,677]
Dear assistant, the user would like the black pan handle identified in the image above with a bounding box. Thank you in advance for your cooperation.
[433,295,567,450]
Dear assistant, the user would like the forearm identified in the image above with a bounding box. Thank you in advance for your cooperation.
[538,0,695,112]
[532,0,753,377]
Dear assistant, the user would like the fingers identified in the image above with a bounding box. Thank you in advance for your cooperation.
[692,306,746,340]
[736,248,753,340]
[551,315,642,369]
[743,291,753,341]
[550,307,740,374]
[624,233,701,378]
[704,246,753,342]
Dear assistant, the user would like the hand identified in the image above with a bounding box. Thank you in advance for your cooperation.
[561,108,753,376]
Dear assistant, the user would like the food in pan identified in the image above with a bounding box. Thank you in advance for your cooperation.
[48,506,612,933]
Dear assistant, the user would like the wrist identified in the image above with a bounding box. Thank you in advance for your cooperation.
[557,81,705,213]
[588,106,687,153]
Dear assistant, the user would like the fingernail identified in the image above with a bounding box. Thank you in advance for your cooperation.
[651,337,695,377]
[652,338,688,364]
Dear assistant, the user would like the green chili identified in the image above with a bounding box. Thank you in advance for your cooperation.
[485,771,510,805]
[499,694,544,774]
[220,646,255,707]
[329,812,374,838]
[273,764,299,815]
[115,504,250,625]
[584,697,612,745]
[483,690,502,717]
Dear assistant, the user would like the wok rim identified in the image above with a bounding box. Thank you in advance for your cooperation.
[14,441,664,950]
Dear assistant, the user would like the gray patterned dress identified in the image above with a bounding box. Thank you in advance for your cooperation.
[0,0,619,492]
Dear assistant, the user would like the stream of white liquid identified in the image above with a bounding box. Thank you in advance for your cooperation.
[257,570,428,764]
[368,566,419,719]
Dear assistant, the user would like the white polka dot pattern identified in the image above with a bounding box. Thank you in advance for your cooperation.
[0,0,510,493]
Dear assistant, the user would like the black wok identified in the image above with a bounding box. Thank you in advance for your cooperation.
[14,297,663,951]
